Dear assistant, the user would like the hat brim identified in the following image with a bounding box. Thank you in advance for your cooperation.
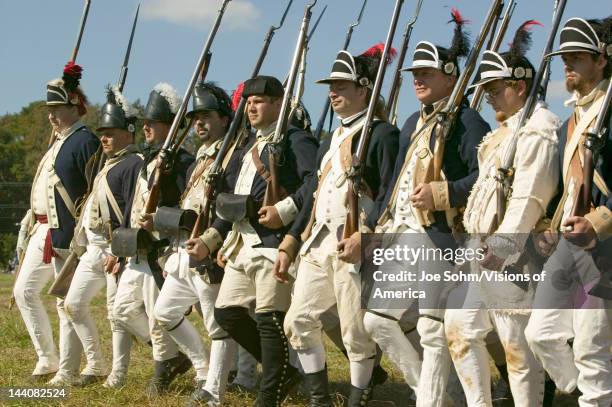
[401,65,442,73]
[468,76,502,89]
[546,46,600,58]
[315,77,357,85]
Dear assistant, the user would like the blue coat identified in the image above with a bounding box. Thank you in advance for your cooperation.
[212,126,319,248]
[51,125,100,249]
[373,104,490,247]
[289,120,400,240]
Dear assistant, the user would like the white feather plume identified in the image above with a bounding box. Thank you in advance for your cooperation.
[110,85,138,118]
[153,82,182,114]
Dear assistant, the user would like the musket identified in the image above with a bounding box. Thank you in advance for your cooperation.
[48,0,93,148]
[385,0,424,125]
[493,0,568,229]
[583,80,612,299]
[292,5,327,113]
[189,0,294,239]
[70,0,92,62]
[312,0,368,140]
[470,0,517,111]
[47,5,144,298]
[342,0,404,239]
[263,0,318,208]
[431,0,505,184]
[144,0,231,217]
[117,4,140,93]
[541,0,562,99]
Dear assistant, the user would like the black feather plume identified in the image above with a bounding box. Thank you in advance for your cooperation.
[448,8,471,60]
[508,20,543,60]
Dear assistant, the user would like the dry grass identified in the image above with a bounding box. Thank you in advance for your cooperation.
[0,274,579,406]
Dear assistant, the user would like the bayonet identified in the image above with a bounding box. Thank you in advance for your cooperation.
[117,3,140,92]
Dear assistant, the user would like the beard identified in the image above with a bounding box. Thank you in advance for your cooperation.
[495,110,509,123]
[565,76,579,93]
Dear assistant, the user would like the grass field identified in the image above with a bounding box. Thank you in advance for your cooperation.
[0,273,579,406]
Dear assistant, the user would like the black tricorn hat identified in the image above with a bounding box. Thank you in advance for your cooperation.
[403,8,470,76]
[241,76,284,99]
[186,82,233,119]
[47,61,88,115]
[548,17,611,57]
[142,83,182,124]
[316,44,397,87]
[97,86,137,132]
[471,20,542,88]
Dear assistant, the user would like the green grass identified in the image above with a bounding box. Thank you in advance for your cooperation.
[0,273,579,406]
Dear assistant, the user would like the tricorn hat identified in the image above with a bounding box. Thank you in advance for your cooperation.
[547,17,612,57]
[241,76,284,99]
[46,61,88,115]
[142,82,182,124]
[403,8,470,76]
[316,43,397,87]
[471,20,542,88]
[97,86,138,132]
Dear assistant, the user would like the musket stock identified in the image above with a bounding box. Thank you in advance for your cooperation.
[342,0,405,239]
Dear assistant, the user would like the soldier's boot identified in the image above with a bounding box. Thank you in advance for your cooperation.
[214,306,262,362]
[542,376,557,407]
[303,369,333,407]
[347,384,373,407]
[254,311,302,406]
[146,352,192,398]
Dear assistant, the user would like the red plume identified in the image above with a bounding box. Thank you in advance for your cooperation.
[62,61,83,92]
[231,82,245,112]
[450,7,470,26]
[360,43,398,65]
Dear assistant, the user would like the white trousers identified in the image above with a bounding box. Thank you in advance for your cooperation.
[64,245,117,375]
[525,239,612,407]
[155,251,238,402]
[364,231,458,407]
[13,222,81,376]
[446,304,544,406]
[113,257,178,362]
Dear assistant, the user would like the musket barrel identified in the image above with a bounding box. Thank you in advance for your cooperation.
[70,0,92,62]
[470,0,516,111]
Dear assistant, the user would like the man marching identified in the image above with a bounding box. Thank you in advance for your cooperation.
[275,46,400,406]
[444,21,561,407]
[208,75,318,406]
[361,12,490,406]
[109,82,195,394]
[152,82,242,406]
[61,86,143,386]
[14,62,99,383]
[525,16,612,407]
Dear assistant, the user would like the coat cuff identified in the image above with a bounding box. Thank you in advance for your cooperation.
[430,181,451,211]
[278,234,300,262]
[584,206,612,241]
[199,227,223,252]
[275,197,299,226]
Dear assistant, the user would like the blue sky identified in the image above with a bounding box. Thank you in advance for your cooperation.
[0,0,609,125]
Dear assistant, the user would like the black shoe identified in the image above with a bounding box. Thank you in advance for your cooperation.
[146,352,192,397]
[74,374,105,387]
[303,369,332,407]
[186,388,214,407]
[347,384,373,407]
[371,364,388,387]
